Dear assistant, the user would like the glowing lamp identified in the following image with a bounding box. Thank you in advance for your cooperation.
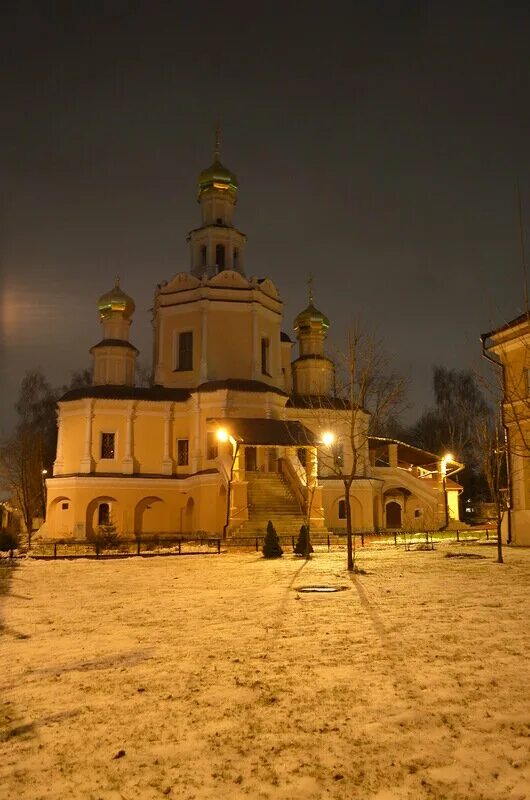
[322,431,335,447]
[216,428,229,443]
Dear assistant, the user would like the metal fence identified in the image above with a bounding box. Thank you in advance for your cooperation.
[1,527,494,561]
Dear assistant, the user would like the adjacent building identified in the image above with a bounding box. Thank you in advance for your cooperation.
[482,313,530,545]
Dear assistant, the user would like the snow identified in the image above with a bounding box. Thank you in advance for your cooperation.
[1,544,530,799]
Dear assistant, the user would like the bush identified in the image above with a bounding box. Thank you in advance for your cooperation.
[0,529,19,552]
[294,524,313,556]
[94,524,120,550]
[262,520,283,559]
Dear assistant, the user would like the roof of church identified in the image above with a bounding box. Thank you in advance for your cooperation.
[60,379,287,403]
[196,379,287,396]
[90,339,139,353]
[60,385,192,402]
[286,394,352,410]
[209,417,318,446]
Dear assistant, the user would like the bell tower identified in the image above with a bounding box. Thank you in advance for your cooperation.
[90,277,138,386]
[292,277,334,396]
[188,128,247,278]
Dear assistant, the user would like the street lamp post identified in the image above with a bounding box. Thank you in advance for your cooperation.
[440,454,453,530]
[216,428,239,540]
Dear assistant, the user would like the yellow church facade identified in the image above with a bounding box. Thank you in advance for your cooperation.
[41,141,461,541]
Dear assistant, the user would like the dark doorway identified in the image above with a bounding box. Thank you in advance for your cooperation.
[267,448,277,472]
[245,446,257,472]
[386,501,402,528]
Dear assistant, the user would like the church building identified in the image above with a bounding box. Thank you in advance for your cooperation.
[41,138,461,540]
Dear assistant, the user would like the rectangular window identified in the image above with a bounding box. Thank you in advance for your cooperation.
[61,502,69,511]
[101,432,115,459]
[206,431,218,461]
[261,337,270,376]
[177,331,193,371]
[177,438,189,466]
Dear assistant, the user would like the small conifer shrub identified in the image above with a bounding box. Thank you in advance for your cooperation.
[294,524,313,556]
[262,520,283,559]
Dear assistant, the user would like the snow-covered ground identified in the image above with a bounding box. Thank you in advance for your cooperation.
[1,544,530,800]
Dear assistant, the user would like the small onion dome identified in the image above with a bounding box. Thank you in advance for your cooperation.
[98,276,135,320]
[294,302,330,334]
[198,156,238,198]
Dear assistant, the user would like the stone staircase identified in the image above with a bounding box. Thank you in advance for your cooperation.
[229,471,329,539]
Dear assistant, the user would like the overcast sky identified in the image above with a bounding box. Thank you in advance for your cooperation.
[1,1,529,436]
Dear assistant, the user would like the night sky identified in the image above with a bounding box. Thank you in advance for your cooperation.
[1,1,529,436]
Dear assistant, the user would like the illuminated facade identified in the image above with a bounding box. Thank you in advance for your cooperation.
[482,315,530,546]
[41,141,460,540]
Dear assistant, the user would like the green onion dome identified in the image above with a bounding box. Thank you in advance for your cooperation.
[294,302,330,333]
[98,277,135,320]
[198,156,238,198]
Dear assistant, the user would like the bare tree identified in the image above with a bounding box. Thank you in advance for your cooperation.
[473,412,506,563]
[293,324,407,571]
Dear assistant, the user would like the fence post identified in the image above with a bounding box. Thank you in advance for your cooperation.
[217,538,221,554]
[255,537,259,552]
[327,533,330,551]
[361,531,365,547]
[456,529,460,542]
[292,536,295,550]
[137,538,141,556]
[54,542,57,559]
[178,539,181,554]
[394,531,397,546]
[95,542,100,559]
[486,528,489,540]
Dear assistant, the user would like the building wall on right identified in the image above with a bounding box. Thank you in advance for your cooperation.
[482,314,530,545]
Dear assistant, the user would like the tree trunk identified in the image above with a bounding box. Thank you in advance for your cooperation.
[496,501,504,564]
[344,481,354,572]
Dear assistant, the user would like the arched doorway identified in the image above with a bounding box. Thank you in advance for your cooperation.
[134,497,167,536]
[85,496,118,539]
[48,496,73,537]
[386,501,402,528]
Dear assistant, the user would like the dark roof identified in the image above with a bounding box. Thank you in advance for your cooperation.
[481,312,529,342]
[196,379,287,396]
[209,417,318,446]
[291,354,333,363]
[369,436,463,468]
[89,339,139,353]
[280,331,293,343]
[286,394,351,410]
[60,385,191,402]
[60,379,287,403]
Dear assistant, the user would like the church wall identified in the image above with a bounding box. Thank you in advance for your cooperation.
[320,480,374,530]
[156,308,202,388]
[43,473,225,539]
[207,305,254,380]
[92,411,127,474]
[57,410,86,474]
[133,413,167,474]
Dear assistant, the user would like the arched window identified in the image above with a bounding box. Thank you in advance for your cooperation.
[215,244,225,270]
[200,245,207,266]
[98,503,110,526]
[338,499,346,519]
[233,247,239,269]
